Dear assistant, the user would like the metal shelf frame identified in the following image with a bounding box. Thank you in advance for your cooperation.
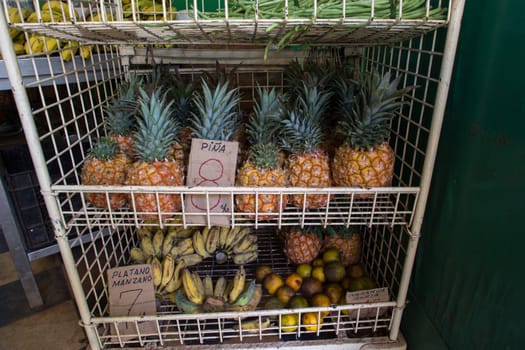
[0,0,466,348]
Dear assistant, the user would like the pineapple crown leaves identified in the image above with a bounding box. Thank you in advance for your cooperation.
[118,74,143,101]
[104,99,138,136]
[281,84,332,154]
[338,70,414,150]
[190,79,240,141]
[134,88,179,163]
[324,225,360,238]
[249,143,281,169]
[246,85,283,147]
[88,137,120,161]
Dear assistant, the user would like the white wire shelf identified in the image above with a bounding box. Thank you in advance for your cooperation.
[53,185,419,229]
[3,0,450,45]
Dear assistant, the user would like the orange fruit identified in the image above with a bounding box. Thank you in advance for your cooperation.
[255,265,273,283]
[289,295,309,309]
[322,247,341,263]
[302,312,321,332]
[300,277,323,299]
[324,261,346,283]
[347,264,365,278]
[276,285,296,305]
[311,293,331,318]
[263,273,284,295]
[324,283,344,304]
[285,272,303,292]
[311,266,326,283]
[281,313,299,332]
[341,276,352,291]
[296,263,312,279]
[312,258,324,267]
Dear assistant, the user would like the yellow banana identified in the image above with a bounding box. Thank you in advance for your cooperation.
[136,223,155,239]
[130,247,146,263]
[213,276,227,299]
[192,230,211,258]
[150,256,162,288]
[224,226,241,250]
[178,253,203,267]
[218,226,230,250]
[232,234,257,254]
[182,269,204,304]
[161,233,175,258]
[229,227,251,249]
[160,254,175,289]
[13,42,26,55]
[201,226,210,246]
[235,317,271,333]
[60,41,78,61]
[24,35,41,54]
[172,237,193,257]
[152,230,164,257]
[175,289,200,313]
[80,45,92,59]
[164,260,184,293]
[43,36,59,51]
[232,251,258,265]
[228,266,246,304]
[205,226,220,255]
[140,236,155,258]
[203,276,214,297]
[192,272,205,299]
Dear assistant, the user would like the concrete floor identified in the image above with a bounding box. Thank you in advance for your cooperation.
[0,251,89,350]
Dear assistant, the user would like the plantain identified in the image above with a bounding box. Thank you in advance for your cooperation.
[218,226,230,250]
[175,289,201,313]
[193,230,211,258]
[130,247,146,263]
[232,234,257,254]
[152,230,164,257]
[203,275,214,297]
[164,260,184,293]
[213,276,227,299]
[228,266,246,304]
[182,269,204,305]
[205,226,220,255]
[232,251,258,265]
[150,256,162,288]
[140,236,155,258]
[160,254,175,289]
[178,253,203,267]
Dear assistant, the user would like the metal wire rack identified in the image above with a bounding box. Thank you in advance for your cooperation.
[0,0,466,348]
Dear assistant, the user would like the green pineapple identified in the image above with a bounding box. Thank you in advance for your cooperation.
[282,84,333,209]
[236,86,287,219]
[126,88,184,221]
[332,70,412,191]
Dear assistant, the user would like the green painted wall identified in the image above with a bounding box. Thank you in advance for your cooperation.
[402,1,525,349]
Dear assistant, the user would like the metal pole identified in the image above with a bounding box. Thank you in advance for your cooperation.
[0,4,101,349]
[389,0,466,340]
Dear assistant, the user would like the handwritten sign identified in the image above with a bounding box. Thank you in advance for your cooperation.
[107,264,157,340]
[185,138,238,225]
[345,287,390,319]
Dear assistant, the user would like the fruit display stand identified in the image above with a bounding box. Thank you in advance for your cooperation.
[0,0,465,349]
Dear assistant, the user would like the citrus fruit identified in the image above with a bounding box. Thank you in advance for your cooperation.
[322,247,341,263]
[255,265,273,283]
[296,263,312,279]
[348,276,377,292]
[289,295,309,309]
[281,313,299,332]
[324,282,344,304]
[285,272,303,292]
[302,312,321,332]
[324,261,346,283]
[312,258,324,267]
[276,285,296,305]
[341,276,352,290]
[311,266,326,283]
[311,293,331,318]
[300,277,323,299]
[263,273,284,295]
[347,264,365,278]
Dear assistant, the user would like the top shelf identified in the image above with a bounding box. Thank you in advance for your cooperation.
[4,0,451,45]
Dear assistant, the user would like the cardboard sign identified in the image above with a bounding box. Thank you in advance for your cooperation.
[185,138,239,225]
[107,264,157,339]
[345,287,390,319]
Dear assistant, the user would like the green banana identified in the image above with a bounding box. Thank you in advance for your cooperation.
[175,289,200,313]
[233,280,256,306]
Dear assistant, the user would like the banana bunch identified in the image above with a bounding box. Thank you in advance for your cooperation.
[176,266,263,314]
[7,7,32,40]
[122,0,176,20]
[149,254,185,298]
[26,0,78,23]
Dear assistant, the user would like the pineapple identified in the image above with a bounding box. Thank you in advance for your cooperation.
[236,86,287,219]
[126,88,184,221]
[81,137,131,209]
[283,227,322,264]
[104,74,142,157]
[190,78,240,142]
[282,84,332,209]
[332,70,411,190]
[323,227,362,266]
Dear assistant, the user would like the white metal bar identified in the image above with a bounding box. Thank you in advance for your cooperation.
[389,0,466,341]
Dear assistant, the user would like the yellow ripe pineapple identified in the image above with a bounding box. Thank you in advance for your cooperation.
[282,84,332,209]
[332,70,411,191]
[81,137,131,209]
[236,86,287,219]
[126,88,184,222]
